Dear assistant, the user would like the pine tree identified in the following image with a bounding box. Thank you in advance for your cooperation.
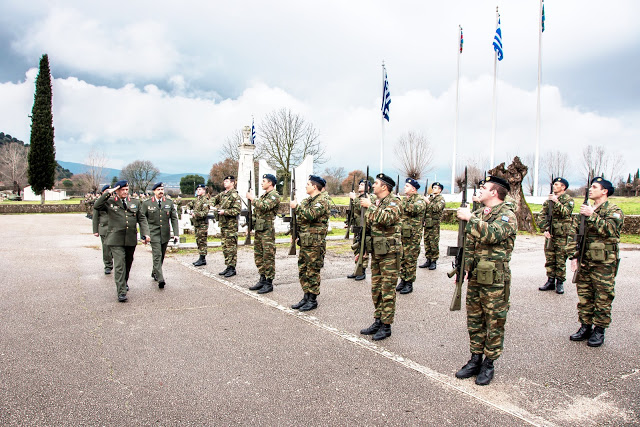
[27,54,56,204]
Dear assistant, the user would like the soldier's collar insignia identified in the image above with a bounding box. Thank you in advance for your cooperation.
[483,207,492,215]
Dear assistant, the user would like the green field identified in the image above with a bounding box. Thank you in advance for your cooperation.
[0,197,85,205]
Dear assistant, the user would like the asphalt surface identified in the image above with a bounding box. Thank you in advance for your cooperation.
[1,214,638,426]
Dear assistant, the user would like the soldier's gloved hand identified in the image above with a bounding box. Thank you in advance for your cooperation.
[543,231,551,239]
[144,236,150,244]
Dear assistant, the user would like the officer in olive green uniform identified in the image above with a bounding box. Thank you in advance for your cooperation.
[538,177,574,294]
[189,184,211,266]
[359,173,402,341]
[290,175,330,311]
[569,177,624,347]
[247,174,281,294]
[419,182,446,270]
[211,176,242,278]
[347,179,376,281]
[92,184,113,274]
[454,175,517,386]
[397,178,425,294]
[94,180,150,302]
[141,182,179,289]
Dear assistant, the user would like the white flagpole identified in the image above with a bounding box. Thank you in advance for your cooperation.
[381,61,385,172]
[490,7,499,171]
[534,0,543,196]
[451,25,462,194]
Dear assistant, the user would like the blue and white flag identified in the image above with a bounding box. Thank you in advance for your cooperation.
[381,66,391,121]
[493,17,503,61]
[251,118,256,144]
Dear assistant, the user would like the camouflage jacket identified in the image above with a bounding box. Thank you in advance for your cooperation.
[212,189,241,226]
[538,193,574,236]
[254,189,281,223]
[463,201,517,269]
[297,192,330,239]
[366,193,402,253]
[401,193,426,231]
[568,200,624,262]
[424,194,446,224]
[188,195,211,225]
[349,193,377,229]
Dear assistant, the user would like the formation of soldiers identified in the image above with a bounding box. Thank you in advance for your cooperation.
[90,172,623,386]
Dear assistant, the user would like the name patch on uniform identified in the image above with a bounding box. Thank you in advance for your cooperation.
[501,215,510,222]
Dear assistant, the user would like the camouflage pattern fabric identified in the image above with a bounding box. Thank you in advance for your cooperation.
[569,201,623,328]
[423,193,445,261]
[296,192,330,295]
[253,189,281,279]
[212,189,242,267]
[349,193,376,266]
[189,195,210,256]
[400,193,425,282]
[366,193,402,324]
[538,193,574,281]
[463,201,517,360]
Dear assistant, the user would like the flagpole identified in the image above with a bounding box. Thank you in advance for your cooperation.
[381,61,385,172]
[534,0,543,196]
[490,7,499,171]
[451,25,462,195]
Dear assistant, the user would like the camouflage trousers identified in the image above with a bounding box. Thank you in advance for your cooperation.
[575,259,618,328]
[423,224,441,261]
[370,251,400,324]
[466,278,510,360]
[150,241,168,282]
[298,244,325,295]
[195,223,208,256]
[400,231,421,282]
[254,226,275,279]
[109,245,136,297]
[220,224,238,267]
[544,235,569,281]
[100,235,113,269]
[351,235,370,267]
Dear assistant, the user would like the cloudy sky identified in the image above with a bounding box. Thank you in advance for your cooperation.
[1,0,638,191]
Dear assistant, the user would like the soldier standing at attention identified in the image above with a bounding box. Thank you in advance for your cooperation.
[538,177,574,294]
[94,180,150,302]
[419,182,446,270]
[247,174,281,294]
[569,177,623,347]
[93,184,113,275]
[347,179,376,281]
[359,174,402,341]
[189,184,211,267]
[141,182,179,289]
[212,176,242,278]
[454,176,517,386]
[290,175,330,311]
[397,178,426,294]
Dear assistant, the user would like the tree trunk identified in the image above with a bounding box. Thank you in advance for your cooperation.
[489,156,537,233]
[40,191,45,205]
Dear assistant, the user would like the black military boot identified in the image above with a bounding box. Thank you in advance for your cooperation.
[158,280,165,289]
[224,266,236,278]
[455,353,483,379]
[555,279,564,294]
[587,326,605,347]
[399,282,413,294]
[428,260,437,270]
[193,255,206,266]
[291,293,309,309]
[570,324,593,341]
[257,278,273,294]
[539,277,555,291]
[151,272,158,281]
[396,279,405,291]
[372,323,391,341]
[475,358,495,386]
[219,266,230,276]
[419,258,431,268]
[360,318,382,335]
[249,275,266,290]
[355,268,367,281]
[347,270,357,279]
[299,293,318,311]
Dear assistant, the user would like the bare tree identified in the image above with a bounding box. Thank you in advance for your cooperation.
[120,160,160,194]
[582,145,625,183]
[322,166,346,195]
[0,142,29,193]
[542,150,570,182]
[454,165,484,193]
[394,131,434,180]
[84,149,108,193]
[220,130,242,162]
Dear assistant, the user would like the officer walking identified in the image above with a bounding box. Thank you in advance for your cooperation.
[397,178,425,294]
[359,173,402,341]
[419,182,446,270]
[93,180,150,302]
[211,176,242,278]
[189,184,211,267]
[347,179,375,281]
[141,182,179,289]
[92,184,113,275]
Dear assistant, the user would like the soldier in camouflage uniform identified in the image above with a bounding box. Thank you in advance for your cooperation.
[347,179,376,281]
[359,173,402,341]
[454,175,517,386]
[397,178,426,294]
[211,176,242,278]
[290,175,330,311]
[537,177,574,294]
[92,184,113,274]
[247,174,281,294]
[189,184,211,266]
[569,177,623,347]
[419,182,446,270]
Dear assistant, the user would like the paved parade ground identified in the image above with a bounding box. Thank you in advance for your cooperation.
[1,214,639,426]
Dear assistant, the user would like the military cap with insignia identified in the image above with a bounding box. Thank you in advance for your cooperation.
[405,177,420,190]
[591,176,614,196]
[432,181,444,190]
[101,184,111,193]
[224,175,235,181]
[263,173,277,185]
[151,182,164,190]
[114,180,129,188]
[196,183,206,189]
[376,173,395,188]
[309,175,326,188]
[484,175,510,192]
[553,177,569,189]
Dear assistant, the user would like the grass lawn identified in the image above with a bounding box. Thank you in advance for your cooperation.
[0,197,85,205]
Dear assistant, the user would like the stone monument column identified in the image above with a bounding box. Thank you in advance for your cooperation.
[293,155,314,203]
[237,125,255,206]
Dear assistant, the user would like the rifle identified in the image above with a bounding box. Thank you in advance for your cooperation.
[395,174,400,195]
[472,185,479,212]
[447,167,468,311]
[344,175,356,239]
[241,170,253,245]
[545,175,554,250]
[572,173,591,283]
[421,179,429,225]
[353,166,370,278]
[288,170,298,256]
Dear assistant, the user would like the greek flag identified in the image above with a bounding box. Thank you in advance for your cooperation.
[541,1,545,33]
[381,67,391,121]
[460,26,464,53]
[493,17,503,61]
[251,118,256,144]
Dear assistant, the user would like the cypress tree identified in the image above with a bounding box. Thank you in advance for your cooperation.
[27,54,56,204]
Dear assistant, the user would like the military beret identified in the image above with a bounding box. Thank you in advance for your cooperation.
[359,178,368,185]
[485,175,510,192]
[152,182,163,190]
[553,177,569,189]
[477,178,486,186]
[224,175,235,181]
[263,173,277,185]
[591,176,614,196]
[100,184,111,193]
[196,183,206,189]
[405,178,420,190]
[432,182,444,190]
[114,180,128,188]
[309,175,326,188]
[376,173,395,188]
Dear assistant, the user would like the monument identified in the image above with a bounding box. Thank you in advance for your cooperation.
[237,125,255,206]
